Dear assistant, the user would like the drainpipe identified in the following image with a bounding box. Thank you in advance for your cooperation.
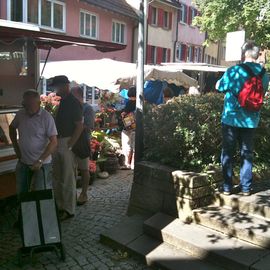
[135,0,146,163]
[131,24,138,63]
[174,7,179,62]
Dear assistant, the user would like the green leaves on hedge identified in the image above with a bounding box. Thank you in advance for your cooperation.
[144,93,270,173]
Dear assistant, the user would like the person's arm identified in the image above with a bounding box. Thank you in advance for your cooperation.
[31,135,57,170]
[9,125,21,159]
[84,106,95,132]
[67,121,84,148]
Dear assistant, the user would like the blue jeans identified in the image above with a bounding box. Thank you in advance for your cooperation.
[221,124,255,193]
[16,161,52,194]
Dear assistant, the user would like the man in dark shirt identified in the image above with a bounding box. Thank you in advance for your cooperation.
[51,75,83,220]
[71,86,95,205]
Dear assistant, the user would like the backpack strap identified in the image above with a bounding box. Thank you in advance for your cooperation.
[240,63,266,78]
[239,63,254,77]
[260,67,266,77]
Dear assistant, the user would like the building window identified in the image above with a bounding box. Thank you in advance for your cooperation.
[222,46,226,59]
[197,47,201,62]
[177,43,186,61]
[194,48,198,62]
[80,11,98,39]
[10,0,23,22]
[162,48,168,62]
[151,46,157,64]
[189,7,197,25]
[151,7,158,25]
[163,11,169,28]
[112,21,125,44]
[179,4,187,23]
[188,46,193,62]
[8,0,66,31]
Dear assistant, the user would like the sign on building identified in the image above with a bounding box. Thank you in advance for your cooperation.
[225,30,245,62]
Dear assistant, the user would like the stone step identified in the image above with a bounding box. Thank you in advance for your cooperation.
[144,212,270,270]
[214,184,270,220]
[193,206,270,249]
[100,215,224,270]
[129,235,224,270]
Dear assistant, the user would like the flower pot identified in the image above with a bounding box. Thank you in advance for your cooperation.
[104,155,119,174]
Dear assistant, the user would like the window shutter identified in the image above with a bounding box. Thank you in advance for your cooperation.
[167,49,171,62]
[157,47,163,64]
[169,12,172,29]
[147,45,152,64]
[184,5,188,23]
[158,8,164,27]
[188,7,192,25]
[148,5,153,24]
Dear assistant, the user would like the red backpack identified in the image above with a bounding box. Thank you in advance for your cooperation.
[237,64,266,112]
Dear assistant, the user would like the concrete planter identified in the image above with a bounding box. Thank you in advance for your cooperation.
[128,161,222,221]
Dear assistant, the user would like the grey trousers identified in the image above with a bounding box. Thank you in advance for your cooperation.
[52,137,77,215]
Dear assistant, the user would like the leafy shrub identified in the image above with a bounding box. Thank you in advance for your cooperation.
[144,93,270,173]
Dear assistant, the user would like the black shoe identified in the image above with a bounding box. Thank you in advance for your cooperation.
[59,211,74,221]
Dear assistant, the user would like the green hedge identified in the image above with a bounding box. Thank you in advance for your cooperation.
[144,93,270,173]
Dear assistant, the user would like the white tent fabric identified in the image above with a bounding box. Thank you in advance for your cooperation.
[117,65,198,88]
[40,58,198,92]
[40,58,137,92]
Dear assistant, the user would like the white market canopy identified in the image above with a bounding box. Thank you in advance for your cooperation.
[161,62,228,73]
[117,65,198,89]
[40,58,198,92]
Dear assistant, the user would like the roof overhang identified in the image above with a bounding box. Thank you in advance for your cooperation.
[0,20,126,52]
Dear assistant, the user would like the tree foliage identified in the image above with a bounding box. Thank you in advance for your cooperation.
[193,0,270,46]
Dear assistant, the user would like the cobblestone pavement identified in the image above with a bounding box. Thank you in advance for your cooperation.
[0,170,153,270]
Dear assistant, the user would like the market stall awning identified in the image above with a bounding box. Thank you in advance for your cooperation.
[161,62,227,72]
[0,20,126,52]
[40,59,138,91]
[40,59,198,91]
[117,65,199,89]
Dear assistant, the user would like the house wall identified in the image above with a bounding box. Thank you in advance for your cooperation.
[40,0,136,62]
[175,0,205,62]
[146,1,178,64]
[177,0,204,46]
[204,42,219,64]
[1,0,137,62]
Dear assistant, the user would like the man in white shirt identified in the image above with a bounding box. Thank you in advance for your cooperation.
[9,89,58,193]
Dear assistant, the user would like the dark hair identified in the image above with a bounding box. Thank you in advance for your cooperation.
[128,86,136,98]
[71,86,84,98]
[163,87,173,98]
[23,89,40,99]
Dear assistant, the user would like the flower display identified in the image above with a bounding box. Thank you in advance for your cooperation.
[40,93,61,117]
[89,160,97,173]
[90,139,101,153]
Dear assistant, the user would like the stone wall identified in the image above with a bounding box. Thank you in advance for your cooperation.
[128,161,222,220]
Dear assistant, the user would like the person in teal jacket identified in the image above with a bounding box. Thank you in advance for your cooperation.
[216,41,269,196]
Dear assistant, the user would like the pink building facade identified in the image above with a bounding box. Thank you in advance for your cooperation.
[174,0,205,63]
[146,0,179,65]
[0,0,138,63]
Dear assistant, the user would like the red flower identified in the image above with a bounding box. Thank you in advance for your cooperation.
[89,160,97,173]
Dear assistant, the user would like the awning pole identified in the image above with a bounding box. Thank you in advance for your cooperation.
[135,0,146,163]
[36,46,52,90]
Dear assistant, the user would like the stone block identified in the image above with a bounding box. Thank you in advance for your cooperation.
[162,194,214,220]
[174,184,214,199]
[133,162,153,185]
[128,183,164,214]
